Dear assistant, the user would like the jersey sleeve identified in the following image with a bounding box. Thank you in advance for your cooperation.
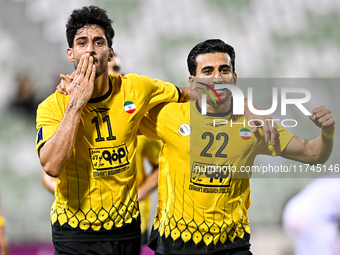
[138,103,167,141]
[258,123,295,156]
[139,75,180,110]
[35,92,68,155]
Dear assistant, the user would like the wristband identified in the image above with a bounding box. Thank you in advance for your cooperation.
[321,129,335,139]
[0,215,5,227]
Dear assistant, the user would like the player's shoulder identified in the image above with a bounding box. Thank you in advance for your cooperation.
[39,90,68,104]
[122,73,174,88]
[109,72,141,84]
[120,73,146,83]
[38,91,69,110]
[116,73,151,94]
[108,73,122,82]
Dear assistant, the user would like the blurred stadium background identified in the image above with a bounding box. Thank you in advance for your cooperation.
[0,0,339,254]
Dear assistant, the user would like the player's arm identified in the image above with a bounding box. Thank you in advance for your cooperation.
[41,170,56,194]
[280,106,335,164]
[39,54,96,177]
[138,167,159,201]
[138,107,164,200]
[138,103,166,141]
[138,139,161,201]
[0,193,9,255]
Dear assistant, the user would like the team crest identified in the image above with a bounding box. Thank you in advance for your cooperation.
[178,124,191,136]
[124,101,136,114]
[239,128,252,140]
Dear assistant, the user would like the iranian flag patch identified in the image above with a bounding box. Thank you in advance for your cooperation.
[124,101,136,114]
[240,128,252,140]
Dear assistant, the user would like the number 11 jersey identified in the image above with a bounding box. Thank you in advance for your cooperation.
[35,73,180,242]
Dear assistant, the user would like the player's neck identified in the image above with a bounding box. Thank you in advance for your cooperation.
[91,71,110,99]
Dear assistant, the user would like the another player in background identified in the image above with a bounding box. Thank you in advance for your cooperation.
[108,53,123,75]
[135,136,161,247]
[138,39,335,255]
[283,175,340,255]
[41,53,161,252]
[36,5,187,255]
[0,193,9,255]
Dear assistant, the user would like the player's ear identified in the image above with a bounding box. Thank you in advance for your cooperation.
[67,48,74,62]
[233,72,237,85]
[188,76,195,89]
[108,48,114,62]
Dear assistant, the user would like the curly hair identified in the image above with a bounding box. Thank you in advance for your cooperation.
[66,6,115,48]
[187,39,235,76]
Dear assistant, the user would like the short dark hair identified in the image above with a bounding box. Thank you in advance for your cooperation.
[66,6,115,48]
[187,39,236,76]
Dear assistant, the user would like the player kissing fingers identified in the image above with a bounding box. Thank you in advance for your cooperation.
[59,54,86,90]
[59,54,96,106]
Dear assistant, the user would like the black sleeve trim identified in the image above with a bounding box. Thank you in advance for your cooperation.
[175,86,181,102]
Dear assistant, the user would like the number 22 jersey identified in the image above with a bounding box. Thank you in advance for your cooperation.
[139,100,294,254]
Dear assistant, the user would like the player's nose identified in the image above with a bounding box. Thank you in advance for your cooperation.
[86,42,95,54]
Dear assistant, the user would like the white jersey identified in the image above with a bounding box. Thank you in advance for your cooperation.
[283,175,340,255]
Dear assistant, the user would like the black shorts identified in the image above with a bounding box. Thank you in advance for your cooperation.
[54,236,141,255]
[141,230,149,246]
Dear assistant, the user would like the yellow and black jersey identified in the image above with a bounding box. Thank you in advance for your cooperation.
[35,73,179,242]
[139,100,294,254]
[136,135,162,235]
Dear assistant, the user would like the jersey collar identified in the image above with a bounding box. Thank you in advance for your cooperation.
[88,78,113,103]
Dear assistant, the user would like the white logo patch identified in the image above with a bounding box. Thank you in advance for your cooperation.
[178,124,191,136]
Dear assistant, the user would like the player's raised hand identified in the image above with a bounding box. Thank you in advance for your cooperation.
[309,106,335,137]
[57,71,75,95]
[60,53,96,109]
[245,100,277,145]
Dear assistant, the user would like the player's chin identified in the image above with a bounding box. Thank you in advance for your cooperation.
[219,92,229,104]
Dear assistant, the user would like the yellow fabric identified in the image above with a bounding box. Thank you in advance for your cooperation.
[35,73,178,233]
[139,101,294,251]
[136,135,161,234]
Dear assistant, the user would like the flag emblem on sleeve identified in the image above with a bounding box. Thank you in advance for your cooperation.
[36,126,43,144]
[124,101,136,114]
[240,128,252,140]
